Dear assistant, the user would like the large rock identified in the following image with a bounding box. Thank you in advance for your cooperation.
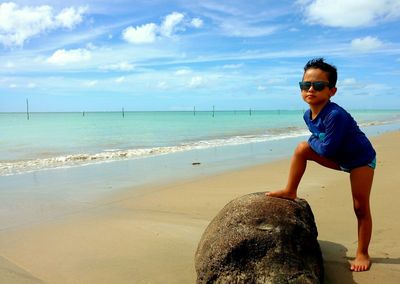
[195,192,323,283]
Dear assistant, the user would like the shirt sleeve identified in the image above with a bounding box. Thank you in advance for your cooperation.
[308,110,347,157]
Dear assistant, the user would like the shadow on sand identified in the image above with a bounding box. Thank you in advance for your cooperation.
[319,240,356,284]
[320,240,400,283]
[368,256,400,265]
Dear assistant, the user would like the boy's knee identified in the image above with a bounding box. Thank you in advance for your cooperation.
[294,141,311,157]
[353,202,370,219]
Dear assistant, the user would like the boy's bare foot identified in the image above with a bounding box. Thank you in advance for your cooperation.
[265,189,296,200]
[350,254,371,272]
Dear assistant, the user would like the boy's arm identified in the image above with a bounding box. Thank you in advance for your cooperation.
[308,110,347,158]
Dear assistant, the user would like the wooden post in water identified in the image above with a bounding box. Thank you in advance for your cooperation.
[249,108,252,116]
[193,106,196,116]
[212,105,215,118]
[26,98,30,120]
[122,107,125,118]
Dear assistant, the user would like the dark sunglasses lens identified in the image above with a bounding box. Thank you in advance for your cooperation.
[299,82,311,90]
[313,82,325,91]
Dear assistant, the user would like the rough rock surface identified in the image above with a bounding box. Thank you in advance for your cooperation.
[195,192,323,283]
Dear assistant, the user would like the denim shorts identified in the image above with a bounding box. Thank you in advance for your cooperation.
[340,157,376,173]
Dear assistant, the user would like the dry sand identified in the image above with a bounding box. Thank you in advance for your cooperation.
[0,131,399,283]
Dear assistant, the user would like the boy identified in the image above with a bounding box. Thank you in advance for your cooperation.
[266,58,376,272]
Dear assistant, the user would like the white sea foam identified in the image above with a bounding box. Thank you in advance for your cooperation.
[0,128,309,176]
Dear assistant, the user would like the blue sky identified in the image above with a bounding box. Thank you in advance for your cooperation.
[1,0,400,112]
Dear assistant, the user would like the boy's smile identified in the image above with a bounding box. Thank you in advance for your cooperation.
[301,68,337,108]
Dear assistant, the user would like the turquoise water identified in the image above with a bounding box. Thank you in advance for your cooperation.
[1,109,399,176]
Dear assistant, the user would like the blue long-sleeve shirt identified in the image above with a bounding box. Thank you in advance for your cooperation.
[304,101,376,169]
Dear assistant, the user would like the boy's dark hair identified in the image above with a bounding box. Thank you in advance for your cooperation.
[304,58,337,88]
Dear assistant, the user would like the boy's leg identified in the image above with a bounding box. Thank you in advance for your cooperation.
[266,142,340,199]
[349,166,374,272]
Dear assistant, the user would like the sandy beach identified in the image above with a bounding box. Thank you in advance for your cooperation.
[1,131,399,283]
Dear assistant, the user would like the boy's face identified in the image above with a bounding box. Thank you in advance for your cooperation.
[301,68,336,107]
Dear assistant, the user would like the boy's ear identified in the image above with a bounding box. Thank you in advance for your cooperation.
[329,87,337,97]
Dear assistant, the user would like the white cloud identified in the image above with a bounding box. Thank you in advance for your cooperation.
[122,23,158,44]
[27,83,36,88]
[341,78,358,86]
[266,77,287,84]
[351,36,383,52]
[55,6,87,29]
[191,18,203,28]
[100,61,135,71]
[0,2,87,46]
[223,63,243,69]
[339,78,369,90]
[122,12,203,44]
[86,42,97,50]
[160,12,185,37]
[257,85,267,91]
[298,0,400,27]
[189,76,204,88]
[220,20,278,37]
[115,76,125,83]
[84,80,98,87]
[47,48,91,65]
[198,3,280,37]
[157,81,168,89]
[175,68,191,75]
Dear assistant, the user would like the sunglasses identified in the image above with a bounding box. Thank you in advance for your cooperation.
[299,81,330,91]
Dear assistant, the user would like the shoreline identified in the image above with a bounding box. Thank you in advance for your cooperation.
[1,131,400,283]
[1,116,399,177]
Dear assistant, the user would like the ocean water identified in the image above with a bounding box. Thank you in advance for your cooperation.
[1,109,400,176]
